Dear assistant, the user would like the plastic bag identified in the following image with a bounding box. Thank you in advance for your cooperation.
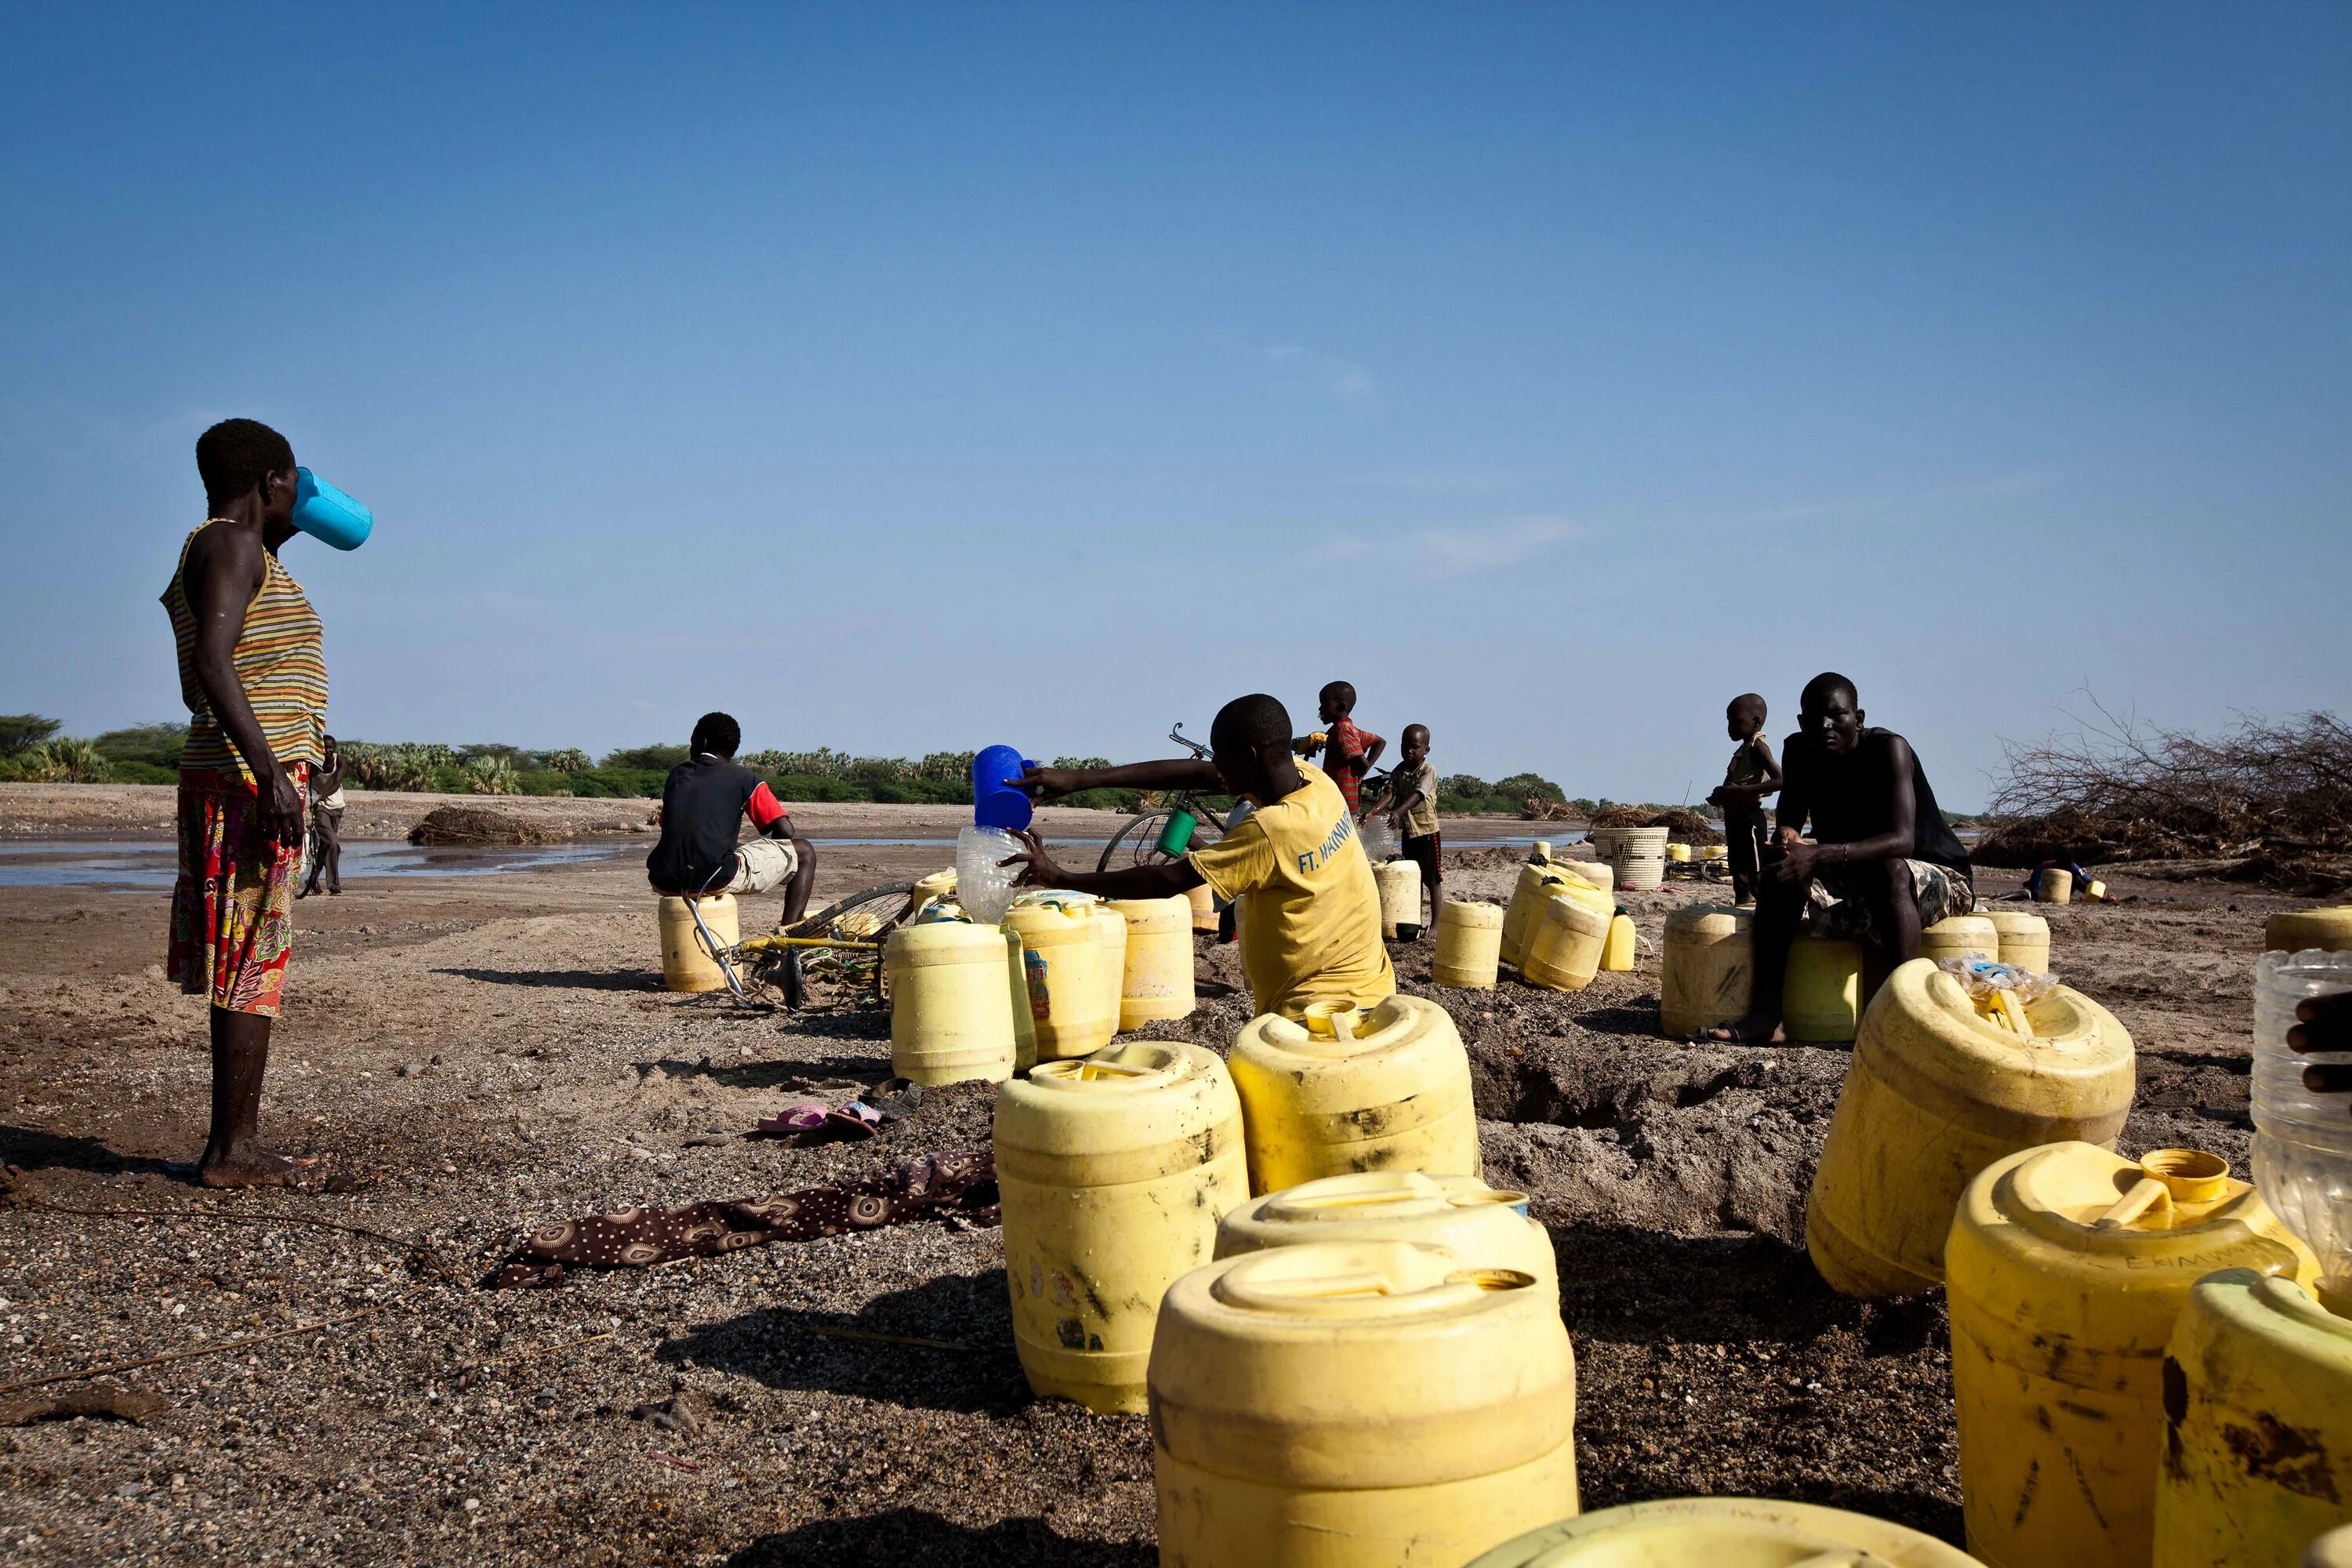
[1937,956,2060,1004]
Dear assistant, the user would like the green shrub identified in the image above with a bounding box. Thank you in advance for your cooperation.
[601,744,688,772]
[107,760,179,786]
[93,722,187,770]
[1494,771,1566,804]
[510,769,576,796]
[428,764,470,793]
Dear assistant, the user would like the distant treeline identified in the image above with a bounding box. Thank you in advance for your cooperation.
[2,714,1599,815]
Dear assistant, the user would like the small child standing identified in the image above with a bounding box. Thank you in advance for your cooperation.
[1380,724,1442,934]
[1708,693,1782,907]
[1300,681,1385,815]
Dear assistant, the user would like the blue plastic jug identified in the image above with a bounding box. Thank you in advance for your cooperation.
[292,467,372,551]
[972,745,1038,831]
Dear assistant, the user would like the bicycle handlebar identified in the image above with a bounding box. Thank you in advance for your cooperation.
[1168,722,1211,760]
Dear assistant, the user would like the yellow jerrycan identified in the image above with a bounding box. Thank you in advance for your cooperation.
[1091,899,1127,1018]
[1108,895,1191,1031]
[995,1040,1247,1414]
[1432,899,1504,989]
[1185,880,1217,933]
[658,893,738,992]
[1521,885,1614,993]
[1807,959,2135,1298]
[2040,868,2074,905]
[1922,914,2002,965]
[1374,858,1425,939]
[1667,841,1693,863]
[1784,935,1864,1042]
[1004,897,1119,1061]
[2310,1525,2352,1567]
[1229,995,1480,1195]
[2268,906,2352,953]
[1600,912,1637,972]
[885,921,1019,1085]
[1150,1240,1578,1568]
[1661,905,1752,1036]
[1215,1170,1556,1297]
[1987,911,2051,971]
[909,868,958,922]
[1004,926,1038,1074]
[1501,858,1600,968]
[1465,1497,1987,1566]
[2152,1269,2352,1568]
[1946,1144,2317,1568]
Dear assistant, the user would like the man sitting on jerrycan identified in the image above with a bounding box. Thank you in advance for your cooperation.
[1002,693,1394,1022]
[1708,671,1973,1044]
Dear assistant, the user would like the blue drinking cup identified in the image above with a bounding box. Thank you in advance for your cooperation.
[292,467,373,550]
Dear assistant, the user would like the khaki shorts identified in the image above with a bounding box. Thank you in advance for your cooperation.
[726,837,800,895]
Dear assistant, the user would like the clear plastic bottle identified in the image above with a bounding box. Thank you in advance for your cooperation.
[955,826,1020,925]
[2252,949,2352,1301]
[1358,817,1396,865]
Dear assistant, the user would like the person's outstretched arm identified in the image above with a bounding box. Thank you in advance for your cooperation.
[1018,758,1222,800]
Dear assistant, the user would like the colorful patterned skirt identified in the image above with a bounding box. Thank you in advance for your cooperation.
[167,764,307,1017]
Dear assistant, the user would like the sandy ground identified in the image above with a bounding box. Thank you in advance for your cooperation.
[0,796,2295,1565]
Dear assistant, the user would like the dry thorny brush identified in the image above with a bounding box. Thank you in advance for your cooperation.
[1976,700,2352,885]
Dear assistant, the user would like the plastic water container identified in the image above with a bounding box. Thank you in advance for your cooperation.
[1216,1171,1556,1297]
[2154,1269,2352,1568]
[1920,914,2001,965]
[1782,936,1863,1044]
[1946,1143,2314,1567]
[1185,881,1216,933]
[1660,906,1752,1036]
[1004,897,1119,1062]
[1434,899,1504,989]
[1150,1240,1579,1568]
[1987,910,2051,971]
[1519,892,1610,993]
[1374,858,1422,939]
[1359,816,1397,864]
[1109,895,1193,1030]
[954,826,1020,924]
[2268,907,2352,953]
[1466,1498,1987,1566]
[1806,959,2136,1298]
[995,1040,1246,1414]
[1600,913,1636,972]
[1229,996,1480,1195]
[291,466,372,550]
[885,921,1019,1084]
[2310,1526,2352,1568]
[2039,867,2074,905]
[658,894,737,992]
[2254,949,2352,1305]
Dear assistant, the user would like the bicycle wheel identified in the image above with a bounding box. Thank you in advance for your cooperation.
[782,881,918,943]
[1096,810,1223,873]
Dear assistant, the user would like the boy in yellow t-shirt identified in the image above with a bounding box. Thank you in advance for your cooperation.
[1005,693,1395,1021]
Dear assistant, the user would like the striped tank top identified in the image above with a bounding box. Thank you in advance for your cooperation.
[162,522,328,781]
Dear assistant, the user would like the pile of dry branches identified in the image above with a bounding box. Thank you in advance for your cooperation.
[1976,704,2352,877]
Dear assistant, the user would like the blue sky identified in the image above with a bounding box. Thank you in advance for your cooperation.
[3,4,2347,809]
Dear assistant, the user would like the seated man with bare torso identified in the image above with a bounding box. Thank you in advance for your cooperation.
[1711,672,1974,1043]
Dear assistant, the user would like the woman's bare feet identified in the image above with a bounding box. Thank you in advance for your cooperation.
[195,1144,319,1189]
[1704,1016,1788,1045]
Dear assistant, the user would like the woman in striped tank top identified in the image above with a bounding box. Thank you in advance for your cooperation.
[160,419,333,1188]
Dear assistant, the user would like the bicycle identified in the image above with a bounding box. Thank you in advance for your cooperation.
[1094,723,1234,873]
[683,878,930,1011]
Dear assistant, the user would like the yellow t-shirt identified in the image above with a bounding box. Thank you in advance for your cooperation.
[1186,762,1396,1021]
